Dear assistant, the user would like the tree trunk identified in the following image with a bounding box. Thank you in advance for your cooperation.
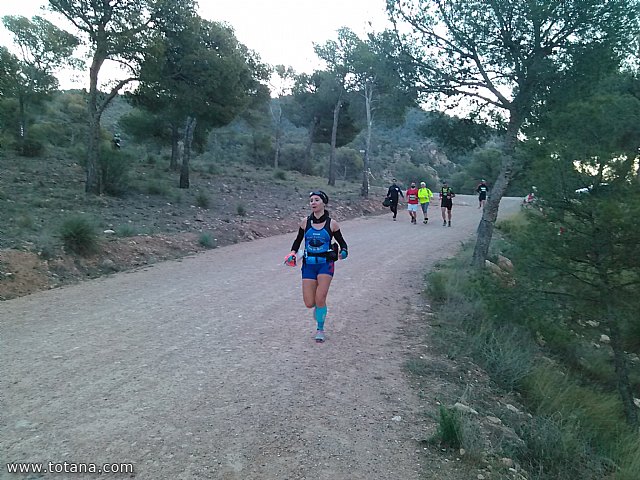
[16,94,27,155]
[272,103,282,170]
[609,316,639,427]
[361,86,373,198]
[170,122,180,171]
[471,111,521,267]
[85,52,106,195]
[305,117,317,165]
[179,116,196,189]
[86,111,101,194]
[18,94,26,139]
[328,96,342,186]
[274,128,282,170]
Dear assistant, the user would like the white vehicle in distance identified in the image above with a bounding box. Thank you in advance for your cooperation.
[575,183,609,194]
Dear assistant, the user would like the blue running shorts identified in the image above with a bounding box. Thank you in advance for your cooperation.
[301,261,335,279]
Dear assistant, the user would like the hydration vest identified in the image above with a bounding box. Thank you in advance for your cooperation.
[304,216,334,264]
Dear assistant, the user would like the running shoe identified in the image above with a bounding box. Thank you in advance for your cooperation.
[443,220,447,226]
[448,221,451,227]
[315,330,325,343]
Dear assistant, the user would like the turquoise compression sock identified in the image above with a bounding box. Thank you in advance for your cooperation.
[314,306,327,331]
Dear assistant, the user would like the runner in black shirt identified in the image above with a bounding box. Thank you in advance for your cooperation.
[386,178,404,221]
[440,181,455,227]
[477,179,488,209]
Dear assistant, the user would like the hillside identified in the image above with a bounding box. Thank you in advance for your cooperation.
[0,148,388,300]
[0,92,473,301]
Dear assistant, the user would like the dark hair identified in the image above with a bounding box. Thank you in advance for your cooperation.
[309,190,329,204]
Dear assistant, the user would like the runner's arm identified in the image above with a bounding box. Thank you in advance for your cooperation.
[331,221,348,258]
[290,227,304,252]
[333,230,348,259]
[333,230,347,251]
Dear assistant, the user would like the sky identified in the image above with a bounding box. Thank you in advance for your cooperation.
[0,0,391,89]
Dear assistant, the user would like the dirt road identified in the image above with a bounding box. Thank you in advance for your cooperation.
[1,195,521,480]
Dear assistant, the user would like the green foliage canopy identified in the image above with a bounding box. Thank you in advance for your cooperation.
[1,15,79,141]
[386,0,640,266]
[134,16,269,135]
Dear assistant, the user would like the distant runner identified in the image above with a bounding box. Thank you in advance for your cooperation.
[385,178,404,221]
[406,182,419,224]
[477,179,489,209]
[440,181,455,227]
[418,181,434,224]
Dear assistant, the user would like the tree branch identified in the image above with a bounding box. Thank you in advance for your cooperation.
[97,76,136,115]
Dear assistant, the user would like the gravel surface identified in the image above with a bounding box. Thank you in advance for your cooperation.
[1,195,521,480]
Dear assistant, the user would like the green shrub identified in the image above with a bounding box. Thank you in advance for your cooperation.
[617,441,640,480]
[99,148,130,196]
[424,236,640,479]
[495,214,528,236]
[246,132,274,167]
[199,232,217,249]
[30,122,73,147]
[146,154,157,165]
[434,406,462,449]
[145,181,169,196]
[274,169,287,180]
[394,159,430,187]
[68,145,87,166]
[622,315,640,353]
[0,132,14,152]
[236,203,247,216]
[195,191,210,209]
[405,358,432,377]
[59,216,99,255]
[513,416,607,480]
[17,214,35,229]
[171,192,183,204]
[469,323,535,391]
[279,144,314,175]
[115,224,138,237]
[150,169,164,179]
[458,415,485,461]
[15,137,44,157]
[523,365,627,447]
[207,163,222,175]
[36,235,59,260]
[426,270,451,304]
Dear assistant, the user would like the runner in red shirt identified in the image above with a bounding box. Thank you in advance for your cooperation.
[406,182,419,224]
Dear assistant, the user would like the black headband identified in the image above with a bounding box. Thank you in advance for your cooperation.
[309,191,329,204]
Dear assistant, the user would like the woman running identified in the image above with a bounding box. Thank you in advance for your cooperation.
[285,191,348,343]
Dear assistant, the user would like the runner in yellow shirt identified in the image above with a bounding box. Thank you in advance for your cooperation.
[417,182,434,224]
